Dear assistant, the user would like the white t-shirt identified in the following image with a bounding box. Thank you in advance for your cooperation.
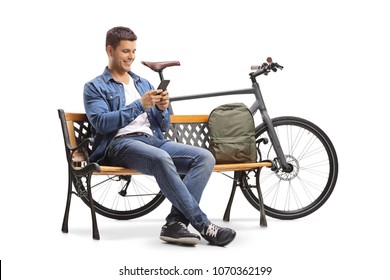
[115,77,153,137]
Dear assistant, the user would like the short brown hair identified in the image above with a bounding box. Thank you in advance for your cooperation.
[106,26,137,49]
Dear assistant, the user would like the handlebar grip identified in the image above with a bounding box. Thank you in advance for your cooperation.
[251,62,268,71]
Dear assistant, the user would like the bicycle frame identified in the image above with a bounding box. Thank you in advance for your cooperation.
[168,64,293,173]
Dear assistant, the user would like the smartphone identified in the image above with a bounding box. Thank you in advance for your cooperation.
[157,80,170,91]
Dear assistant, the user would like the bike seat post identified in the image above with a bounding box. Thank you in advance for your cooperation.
[158,70,164,81]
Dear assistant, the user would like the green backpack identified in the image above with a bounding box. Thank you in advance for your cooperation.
[208,103,257,164]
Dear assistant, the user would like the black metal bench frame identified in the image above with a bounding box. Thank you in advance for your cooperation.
[58,109,271,239]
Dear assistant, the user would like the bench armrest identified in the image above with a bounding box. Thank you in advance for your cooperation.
[67,138,101,175]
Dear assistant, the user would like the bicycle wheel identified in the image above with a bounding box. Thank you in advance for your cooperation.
[240,116,338,219]
[74,174,165,220]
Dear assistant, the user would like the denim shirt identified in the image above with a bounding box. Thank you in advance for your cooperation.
[84,67,170,163]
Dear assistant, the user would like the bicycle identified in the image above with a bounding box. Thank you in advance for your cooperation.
[75,57,338,221]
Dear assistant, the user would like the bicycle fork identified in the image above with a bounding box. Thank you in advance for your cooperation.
[251,83,293,173]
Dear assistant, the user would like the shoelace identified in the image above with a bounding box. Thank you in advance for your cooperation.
[178,222,187,228]
[178,222,188,231]
[205,224,219,237]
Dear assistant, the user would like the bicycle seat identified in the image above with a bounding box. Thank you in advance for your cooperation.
[141,60,181,72]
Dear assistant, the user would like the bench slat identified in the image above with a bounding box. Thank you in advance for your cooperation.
[65,112,88,122]
[213,162,272,172]
[65,113,209,124]
[78,161,272,176]
[170,115,209,123]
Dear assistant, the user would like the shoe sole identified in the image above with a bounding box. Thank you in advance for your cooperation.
[202,231,237,246]
[160,236,200,246]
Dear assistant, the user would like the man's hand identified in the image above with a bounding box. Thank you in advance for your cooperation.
[140,89,169,110]
[155,90,169,111]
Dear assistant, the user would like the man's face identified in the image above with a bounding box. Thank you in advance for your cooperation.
[108,40,136,73]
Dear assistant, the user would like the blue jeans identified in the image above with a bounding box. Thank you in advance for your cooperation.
[106,133,215,232]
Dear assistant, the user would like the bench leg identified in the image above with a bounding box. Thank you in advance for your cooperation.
[256,168,268,227]
[86,174,100,240]
[223,172,240,221]
[62,170,73,233]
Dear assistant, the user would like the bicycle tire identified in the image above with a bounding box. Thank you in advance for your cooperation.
[240,116,338,219]
[74,174,165,220]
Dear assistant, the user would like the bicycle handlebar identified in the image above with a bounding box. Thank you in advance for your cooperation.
[250,57,284,78]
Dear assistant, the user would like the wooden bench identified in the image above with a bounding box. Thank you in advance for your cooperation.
[58,109,272,239]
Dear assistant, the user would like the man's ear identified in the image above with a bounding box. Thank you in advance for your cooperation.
[106,45,113,57]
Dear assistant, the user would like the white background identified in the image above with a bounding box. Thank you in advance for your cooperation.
[1,0,389,279]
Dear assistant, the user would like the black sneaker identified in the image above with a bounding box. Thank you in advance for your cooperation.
[160,222,201,245]
[201,223,236,246]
